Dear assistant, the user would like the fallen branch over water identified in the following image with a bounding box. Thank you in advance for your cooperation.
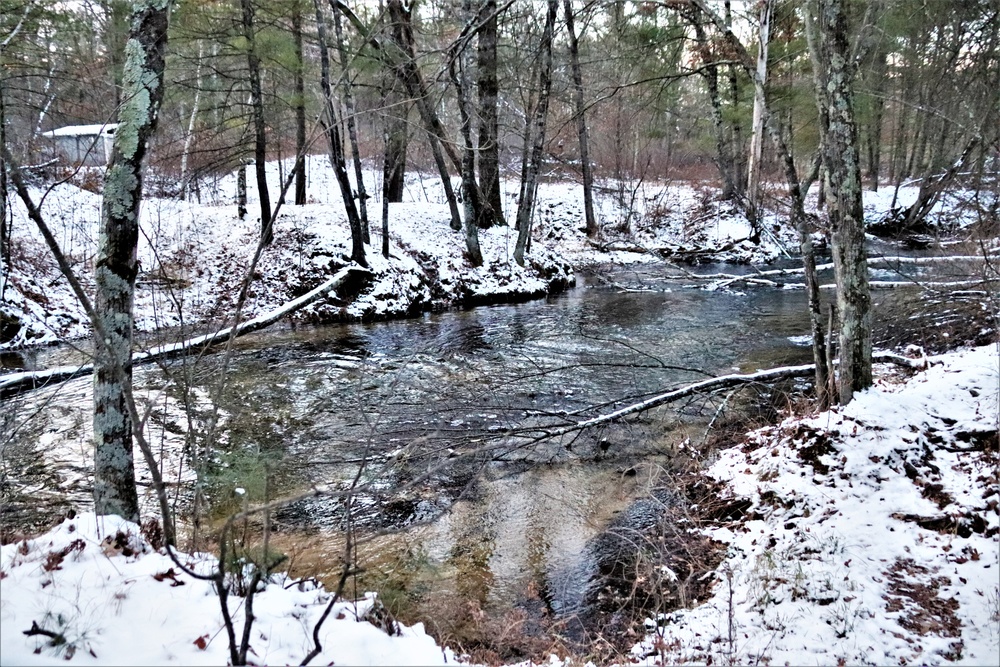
[0,265,369,397]
[532,352,928,440]
[663,255,989,291]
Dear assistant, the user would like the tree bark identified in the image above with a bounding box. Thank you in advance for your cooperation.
[240,0,273,245]
[689,0,830,405]
[0,81,8,266]
[689,10,737,200]
[806,0,872,404]
[384,0,463,231]
[332,0,369,238]
[314,0,366,267]
[563,0,598,237]
[293,2,307,206]
[476,0,503,228]
[449,0,484,266]
[745,0,772,240]
[180,40,204,202]
[514,0,557,266]
[94,0,172,521]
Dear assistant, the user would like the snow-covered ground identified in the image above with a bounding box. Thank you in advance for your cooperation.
[2,345,996,666]
[633,344,1000,666]
[0,513,454,666]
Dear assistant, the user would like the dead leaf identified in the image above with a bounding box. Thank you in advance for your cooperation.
[193,635,209,650]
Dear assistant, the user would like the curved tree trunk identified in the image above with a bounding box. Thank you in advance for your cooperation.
[332,0,369,240]
[314,0,366,266]
[385,0,463,231]
[449,0,484,266]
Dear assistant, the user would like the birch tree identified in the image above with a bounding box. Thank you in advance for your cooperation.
[94,0,173,520]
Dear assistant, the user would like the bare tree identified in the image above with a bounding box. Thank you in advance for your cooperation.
[239,0,273,245]
[513,0,558,266]
[563,0,597,237]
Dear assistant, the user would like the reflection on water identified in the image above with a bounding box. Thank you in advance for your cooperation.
[3,265,822,633]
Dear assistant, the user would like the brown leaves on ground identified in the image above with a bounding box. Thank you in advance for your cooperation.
[42,539,86,572]
[884,558,963,661]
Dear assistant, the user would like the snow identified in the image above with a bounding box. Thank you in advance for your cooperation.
[0,513,455,666]
[631,344,1000,666]
[3,158,998,665]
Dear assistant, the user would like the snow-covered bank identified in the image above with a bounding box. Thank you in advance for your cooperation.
[3,154,991,352]
[632,344,1000,666]
[0,160,576,350]
[0,513,455,666]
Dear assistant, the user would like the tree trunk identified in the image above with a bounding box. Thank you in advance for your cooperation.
[806,0,872,404]
[450,0,484,266]
[563,0,598,237]
[94,0,172,521]
[385,0,463,231]
[746,0,772,240]
[864,49,887,191]
[690,0,830,405]
[240,0,273,245]
[314,0,366,267]
[513,0,557,266]
[0,81,8,266]
[332,0,369,238]
[293,2,307,206]
[180,40,204,201]
[690,10,737,200]
[237,164,247,219]
[476,0,504,228]
[724,0,746,196]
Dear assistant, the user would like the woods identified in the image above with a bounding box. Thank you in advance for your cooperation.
[1,0,998,664]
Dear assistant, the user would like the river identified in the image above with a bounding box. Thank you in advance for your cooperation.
[0,259,947,651]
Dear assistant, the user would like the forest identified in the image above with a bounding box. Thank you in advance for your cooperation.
[0,0,998,665]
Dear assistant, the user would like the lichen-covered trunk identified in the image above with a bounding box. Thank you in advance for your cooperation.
[563,0,597,237]
[513,0,557,266]
[95,0,172,521]
[810,0,872,404]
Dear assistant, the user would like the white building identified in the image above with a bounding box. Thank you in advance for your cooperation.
[41,123,118,166]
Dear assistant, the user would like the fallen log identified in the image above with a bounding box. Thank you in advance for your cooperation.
[0,265,369,398]
[533,351,928,440]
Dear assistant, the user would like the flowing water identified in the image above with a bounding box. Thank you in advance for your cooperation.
[2,260,951,644]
